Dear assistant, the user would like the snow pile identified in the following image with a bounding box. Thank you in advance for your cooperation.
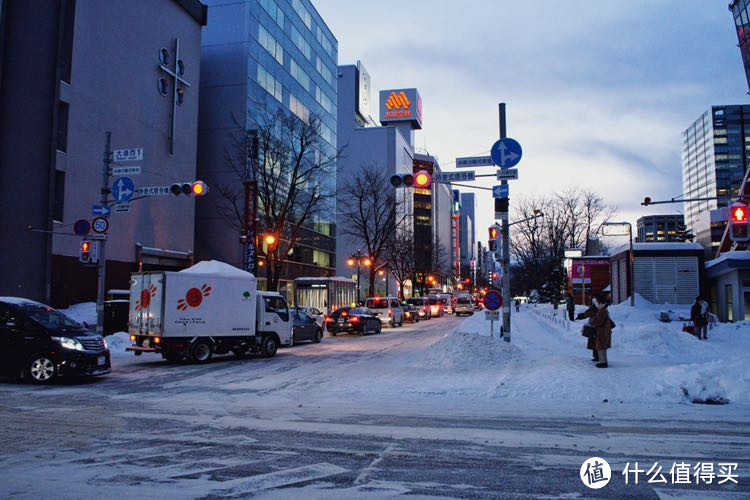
[180,260,253,278]
[106,332,133,355]
[58,301,96,325]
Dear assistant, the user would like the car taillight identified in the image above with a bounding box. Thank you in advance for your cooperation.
[341,311,348,317]
[325,316,334,323]
[350,316,360,323]
[130,334,136,341]
[388,309,392,316]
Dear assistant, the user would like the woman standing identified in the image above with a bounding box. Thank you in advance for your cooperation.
[591,294,612,368]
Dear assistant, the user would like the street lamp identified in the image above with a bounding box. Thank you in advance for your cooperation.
[348,250,370,303]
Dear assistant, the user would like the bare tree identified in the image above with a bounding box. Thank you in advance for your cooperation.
[384,227,415,299]
[339,165,407,296]
[210,109,340,291]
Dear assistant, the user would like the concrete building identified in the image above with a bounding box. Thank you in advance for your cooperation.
[730,0,750,93]
[636,214,685,242]
[334,62,415,298]
[458,192,476,278]
[197,0,338,298]
[681,105,750,256]
[0,0,207,307]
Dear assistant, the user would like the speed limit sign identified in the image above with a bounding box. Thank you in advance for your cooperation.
[91,216,109,234]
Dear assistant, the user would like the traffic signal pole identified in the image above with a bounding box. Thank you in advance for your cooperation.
[498,104,511,343]
[96,132,111,334]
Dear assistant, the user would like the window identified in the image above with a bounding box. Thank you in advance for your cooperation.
[289,94,309,123]
[319,122,334,145]
[316,26,334,57]
[315,86,334,114]
[315,57,334,87]
[290,59,310,90]
[56,101,69,153]
[259,0,284,28]
[263,296,289,322]
[312,249,330,267]
[53,170,65,223]
[258,25,283,65]
[257,64,282,102]
[291,0,312,29]
[291,26,311,60]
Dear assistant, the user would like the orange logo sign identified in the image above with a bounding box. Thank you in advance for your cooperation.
[177,284,212,311]
[384,91,412,119]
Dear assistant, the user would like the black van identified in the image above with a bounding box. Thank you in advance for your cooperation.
[0,297,111,384]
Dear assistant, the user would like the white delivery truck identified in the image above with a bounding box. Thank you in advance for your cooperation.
[126,261,292,363]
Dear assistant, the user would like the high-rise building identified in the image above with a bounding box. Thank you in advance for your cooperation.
[730,0,750,93]
[681,105,750,255]
[0,0,207,306]
[197,0,338,297]
[636,214,685,242]
[458,192,476,277]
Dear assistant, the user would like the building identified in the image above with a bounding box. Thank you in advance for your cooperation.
[636,214,685,242]
[565,257,610,305]
[197,0,338,298]
[609,243,705,305]
[0,0,207,307]
[681,105,750,256]
[458,192,476,278]
[730,0,750,93]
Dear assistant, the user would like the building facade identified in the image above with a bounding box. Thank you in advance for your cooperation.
[636,214,685,242]
[197,0,338,298]
[730,0,750,93]
[458,192,476,278]
[681,105,750,256]
[0,0,207,307]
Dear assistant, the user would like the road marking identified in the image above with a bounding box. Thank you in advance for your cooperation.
[654,489,749,499]
[225,462,348,494]
[355,444,396,484]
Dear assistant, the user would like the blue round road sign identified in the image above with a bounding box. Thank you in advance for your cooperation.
[73,219,91,236]
[491,137,523,169]
[112,176,136,202]
[484,290,503,311]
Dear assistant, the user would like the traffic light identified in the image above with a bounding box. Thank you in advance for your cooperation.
[643,197,652,206]
[390,173,414,188]
[170,180,209,196]
[729,202,749,242]
[488,225,499,252]
[389,170,431,188]
[79,240,91,263]
[414,170,431,188]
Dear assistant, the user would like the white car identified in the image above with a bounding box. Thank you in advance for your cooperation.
[364,297,403,327]
[454,295,474,316]
[297,306,325,329]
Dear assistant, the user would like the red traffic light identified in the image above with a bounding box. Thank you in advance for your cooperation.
[731,204,748,223]
[414,170,431,188]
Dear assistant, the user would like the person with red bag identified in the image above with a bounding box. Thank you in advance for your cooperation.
[690,296,709,340]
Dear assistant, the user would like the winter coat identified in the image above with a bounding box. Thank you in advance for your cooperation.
[690,302,707,327]
[565,295,575,311]
[591,306,612,351]
[578,305,598,350]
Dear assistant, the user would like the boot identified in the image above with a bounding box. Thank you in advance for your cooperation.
[592,350,599,362]
[596,350,608,368]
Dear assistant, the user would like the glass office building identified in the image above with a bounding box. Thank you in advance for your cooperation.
[198,0,338,294]
[730,0,750,93]
[636,215,684,242]
[681,105,750,242]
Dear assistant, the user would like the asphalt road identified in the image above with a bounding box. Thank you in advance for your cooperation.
[1,314,749,499]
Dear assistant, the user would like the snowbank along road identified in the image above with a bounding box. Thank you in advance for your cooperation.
[1,305,749,498]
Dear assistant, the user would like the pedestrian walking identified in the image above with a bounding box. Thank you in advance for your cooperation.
[514,299,520,313]
[690,296,709,340]
[565,292,575,321]
[590,294,613,368]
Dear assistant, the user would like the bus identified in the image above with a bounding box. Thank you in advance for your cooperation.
[294,277,357,314]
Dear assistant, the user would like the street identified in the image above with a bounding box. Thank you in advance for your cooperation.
[1,311,749,498]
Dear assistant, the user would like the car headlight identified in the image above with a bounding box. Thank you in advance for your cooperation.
[103,337,108,350]
[52,336,85,351]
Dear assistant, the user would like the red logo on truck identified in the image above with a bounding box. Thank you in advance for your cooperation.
[134,285,157,312]
[177,284,212,311]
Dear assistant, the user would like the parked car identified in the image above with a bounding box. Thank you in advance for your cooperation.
[405,297,432,319]
[454,295,474,316]
[296,305,325,329]
[427,296,444,317]
[473,296,483,310]
[364,297,403,327]
[0,297,111,383]
[325,307,382,336]
[437,293,454,314]
[291,308,323,345]
[401,304,420,324]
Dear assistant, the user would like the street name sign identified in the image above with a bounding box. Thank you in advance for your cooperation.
[495,212,509,221]
[113,166,141,176]
[113,148,143,162]
[434,171,475,183]
[91,205,110,217]
[492,184,509,199]
[496,169,518,180]
[485,310,500,321]
[112,177,135,202]
[135,186,172,196]
[491,137,522,168]
[113,203,130,213]
[456,156,493,168]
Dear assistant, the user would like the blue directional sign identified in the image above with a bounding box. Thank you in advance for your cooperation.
[483,290,503,311]
[91,205,111,217]
[491,137,523,168]
[112,177,135,202]
[492,184,509,199]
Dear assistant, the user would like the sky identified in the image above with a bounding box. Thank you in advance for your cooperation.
[314,0,747,247]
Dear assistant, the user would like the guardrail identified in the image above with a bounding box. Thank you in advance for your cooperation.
[530,306,572,332]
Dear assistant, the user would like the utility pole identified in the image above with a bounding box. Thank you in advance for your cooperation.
[498,103,511,343]
[97,132,111,334]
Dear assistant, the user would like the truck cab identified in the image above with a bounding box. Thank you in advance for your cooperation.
[257,292,292,346]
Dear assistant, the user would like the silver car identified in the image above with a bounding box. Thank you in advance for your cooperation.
[454,296,474,316]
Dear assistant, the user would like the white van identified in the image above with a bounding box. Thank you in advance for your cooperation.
[364,296,403,327]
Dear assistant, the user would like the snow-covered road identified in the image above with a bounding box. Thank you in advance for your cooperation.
[1,306,749,497]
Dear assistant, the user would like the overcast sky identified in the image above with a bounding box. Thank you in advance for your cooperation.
[315,0,747,246]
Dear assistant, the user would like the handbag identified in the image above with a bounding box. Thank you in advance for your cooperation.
[682,322,694,335]
[581,325,595,338]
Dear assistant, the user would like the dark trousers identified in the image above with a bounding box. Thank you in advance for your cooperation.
[567,308,574,321]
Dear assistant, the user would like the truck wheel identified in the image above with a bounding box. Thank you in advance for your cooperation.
[261,335,278,358]
[27,355,57,384]
[190,340,213,363]
[314,329,322,343]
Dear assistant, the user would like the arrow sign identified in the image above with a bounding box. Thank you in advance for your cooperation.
[91,205,111,217]
[492,184,509,198]
[491,138,523,168]
[112,177,135,202]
